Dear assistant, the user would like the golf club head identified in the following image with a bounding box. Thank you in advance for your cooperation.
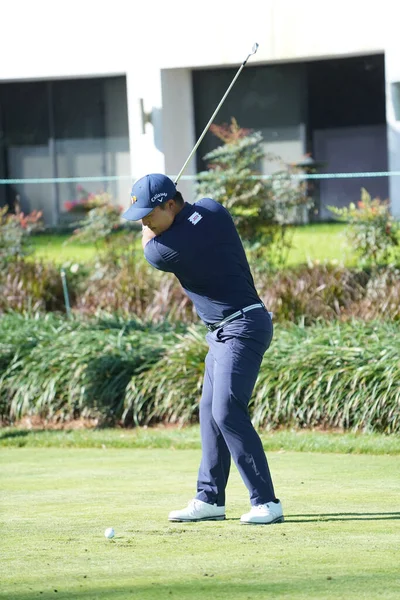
[251,43,259,55]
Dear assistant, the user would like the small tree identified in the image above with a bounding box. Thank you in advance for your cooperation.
[65,188,123,247]
[0,204,43,267]
[328,188,400,267]
[65,187,138,269]
[195,118,309,270]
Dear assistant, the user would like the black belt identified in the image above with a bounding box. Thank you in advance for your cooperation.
[206,303,268,332]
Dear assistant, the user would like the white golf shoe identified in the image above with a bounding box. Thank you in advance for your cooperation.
[240,500,284,525]
[168,499,226,522]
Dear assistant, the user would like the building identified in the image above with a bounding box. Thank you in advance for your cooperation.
[0,0,399,225]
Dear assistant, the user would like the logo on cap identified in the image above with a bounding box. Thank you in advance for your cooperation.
[151,192,167,203]
[131,195,137,204]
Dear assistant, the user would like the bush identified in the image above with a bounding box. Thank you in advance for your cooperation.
[342,266,400,322]
[1,316,398,433]
[3,251,398,325]
[131,321,400,433]
[258,263,369,324]
[0,313,81,419]
[72,260,400,325]
[257,264,400,324]
[328,188,400,267]
[251,321,400,433]
[0,260,70,314]
[75,250,196,323]
[65,187,125,247]
[0,314,178,424]
[195,118,309,269]
[123,326,207,425]
[0,205,43,265]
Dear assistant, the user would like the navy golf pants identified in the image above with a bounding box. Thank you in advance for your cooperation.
[195,308,276,507]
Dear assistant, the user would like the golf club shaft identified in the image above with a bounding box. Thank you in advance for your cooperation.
[174,43,259,185]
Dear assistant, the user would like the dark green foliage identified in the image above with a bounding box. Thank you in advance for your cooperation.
[134,321,400,434]
[0,205,43,265]
[1,315,398,433]
[328,188,400,267]
[0,313,177,424]
[251,321,400,433]
[123,326,208,426]
[195,119,309,269]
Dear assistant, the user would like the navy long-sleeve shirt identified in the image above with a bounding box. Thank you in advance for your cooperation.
[144,198,261,324]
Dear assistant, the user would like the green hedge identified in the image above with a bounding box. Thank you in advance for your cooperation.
[0,314,399,433]
[0,314,179,423]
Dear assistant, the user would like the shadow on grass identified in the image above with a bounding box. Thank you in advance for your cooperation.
[0,430,30,440]
[4,572,400,600]
[285,512,400,522]
[223,512,400,523]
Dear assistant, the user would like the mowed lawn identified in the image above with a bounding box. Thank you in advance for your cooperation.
[1,441,399,600]
[29,223,352,266]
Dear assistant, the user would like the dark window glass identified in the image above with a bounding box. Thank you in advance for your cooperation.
[307,54,386,130]
[0,81,49,145]
[192,63,306,171]
[53,78,105,139]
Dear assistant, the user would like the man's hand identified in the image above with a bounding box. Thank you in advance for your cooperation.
[141,224,157,249]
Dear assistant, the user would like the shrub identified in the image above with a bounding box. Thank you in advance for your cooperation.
[73,259,399,325]
[123,326,207,426]
[0,315,176,424]
[75,250,196,323]
[1,316,398,433]
[0,260,70,314]
[65,187,124,246]
[328,188,400,267]
[251,321,400,434]
[258,263,369,325]
[0,313,81,419]
[130,321,400,433]
[341,266,400,322]
[0,205,43,266]
[195,118,309,269]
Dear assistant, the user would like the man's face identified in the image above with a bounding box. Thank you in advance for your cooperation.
[141,202,175,235]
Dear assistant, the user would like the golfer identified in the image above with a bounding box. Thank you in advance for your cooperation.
[123,173,283,525]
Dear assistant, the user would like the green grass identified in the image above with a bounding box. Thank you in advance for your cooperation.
[1,426,400,455]
[29,234,98,264]
[29,224,352,266]
[285,223,352,266]
[1,444,399,599]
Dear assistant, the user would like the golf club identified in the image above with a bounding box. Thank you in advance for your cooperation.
[174,43,259,185]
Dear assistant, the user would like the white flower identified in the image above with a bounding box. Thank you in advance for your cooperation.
[70,264,79,274]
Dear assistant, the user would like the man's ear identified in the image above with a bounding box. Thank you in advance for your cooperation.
[167,199,176,211]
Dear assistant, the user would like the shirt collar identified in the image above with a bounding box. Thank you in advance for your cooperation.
[173,202,192,225]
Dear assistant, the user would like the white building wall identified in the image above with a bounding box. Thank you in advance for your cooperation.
[161,69,196,201]
[384,22,400,217]
[1,0,399,213]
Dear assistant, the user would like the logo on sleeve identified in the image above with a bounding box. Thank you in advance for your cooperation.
[188,212,202,225]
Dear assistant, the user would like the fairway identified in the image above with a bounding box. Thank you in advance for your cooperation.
[28,224,353,267]
[1,447,399,599]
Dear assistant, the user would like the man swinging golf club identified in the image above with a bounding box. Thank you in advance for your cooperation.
[122,44,283,525]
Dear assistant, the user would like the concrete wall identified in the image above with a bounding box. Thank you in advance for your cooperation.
[1,0,399,214]
[385,35,400,217]
[1,1,393,78]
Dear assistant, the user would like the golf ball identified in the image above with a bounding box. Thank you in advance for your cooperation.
[104,527,115,539]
